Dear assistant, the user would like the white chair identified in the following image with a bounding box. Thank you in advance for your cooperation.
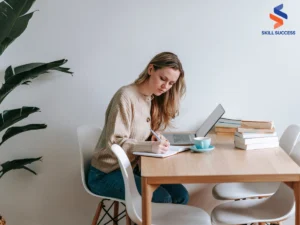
[211,141,300,225]
[212,124,300,200]
[110,144,211,225]
[77,125,129,225]
[280,124,300,155]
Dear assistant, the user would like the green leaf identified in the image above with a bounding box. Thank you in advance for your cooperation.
[5,0,35,16]
[0,156,42,178]
[0,0,36,55]
[0,59,73,104]
[13,62,73,81]
[4,65,13,81]
[0,123,47,145]
[0,106,40,133]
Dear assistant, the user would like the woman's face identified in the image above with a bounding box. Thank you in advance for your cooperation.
[147,65,180,96]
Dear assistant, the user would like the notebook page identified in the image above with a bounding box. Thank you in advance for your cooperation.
[133,145,190,158]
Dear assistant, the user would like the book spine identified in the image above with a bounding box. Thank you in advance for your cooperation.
[215,122,240,128]
[234,136,279,145]
[237,127,275,133]
[218,118,241,125]
[241,121,273,129]
[234,141,279,150]
[216,132,235,136]
[235,132,277,138]
[215,127,237,133]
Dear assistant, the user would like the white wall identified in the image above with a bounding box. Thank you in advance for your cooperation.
[0,0,299,224]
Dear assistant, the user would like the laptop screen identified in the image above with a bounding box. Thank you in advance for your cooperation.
[196,104,225,137]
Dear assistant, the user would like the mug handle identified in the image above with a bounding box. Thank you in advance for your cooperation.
[200,142,204,149]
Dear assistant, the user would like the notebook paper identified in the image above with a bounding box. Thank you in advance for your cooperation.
[133,146,190,158]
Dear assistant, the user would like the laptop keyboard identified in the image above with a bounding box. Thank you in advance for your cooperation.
[173,134,191,143]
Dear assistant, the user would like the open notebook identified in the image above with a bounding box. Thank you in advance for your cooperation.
[133,146,190,158]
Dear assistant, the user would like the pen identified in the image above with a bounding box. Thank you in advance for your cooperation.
[150,129,161,141]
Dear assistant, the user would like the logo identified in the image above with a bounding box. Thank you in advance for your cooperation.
[269,4,288,29]
[261,4,296,35]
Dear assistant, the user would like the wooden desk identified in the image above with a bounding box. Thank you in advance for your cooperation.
[141,134,300,225]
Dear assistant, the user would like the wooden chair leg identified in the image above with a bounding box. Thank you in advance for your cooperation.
[257,196,265,225]
[92,201,103,225]
[270,221,283,225]
[126,211,131,225]
[114,201,119,225]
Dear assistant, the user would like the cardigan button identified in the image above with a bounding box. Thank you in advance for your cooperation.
[146,117,151,122]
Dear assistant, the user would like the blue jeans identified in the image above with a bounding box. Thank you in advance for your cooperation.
[88,166,189,204]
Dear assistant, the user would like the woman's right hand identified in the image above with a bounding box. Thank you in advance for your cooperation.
[151,139,170,154]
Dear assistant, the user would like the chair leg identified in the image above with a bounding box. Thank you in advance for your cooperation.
[92,201,103,225]
[270,222,283,225]
[257,196,265,225]
[91,199,128,225]
[114,201,119,225]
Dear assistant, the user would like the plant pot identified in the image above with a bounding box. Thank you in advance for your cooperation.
[0,215,6,225]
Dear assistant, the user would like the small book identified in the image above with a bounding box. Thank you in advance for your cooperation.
[235,131,277,139]
[215,122,240,128]
[218,118,241,125]
[133,146,190,158]
[215,132,235,136]
[215,127,237,133]
[241,120,274,129]
[237,127,275,133]
[234,136,279,145]
[234,141,279,150]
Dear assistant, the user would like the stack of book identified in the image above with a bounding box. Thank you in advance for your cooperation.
[214,118,241,135]
[234,120,279,150]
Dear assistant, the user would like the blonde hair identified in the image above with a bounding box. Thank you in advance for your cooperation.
[134,52,186,131]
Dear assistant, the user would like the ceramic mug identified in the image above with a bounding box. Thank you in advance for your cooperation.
[194,137,211,149]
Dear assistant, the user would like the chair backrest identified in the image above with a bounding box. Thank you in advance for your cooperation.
[279,124,300,155]
[111,144,142,224]
[77,125,102,191]
[266,142,300,221]
[289,141,300,167]
[266,141,300,220]
[265,182,295,220]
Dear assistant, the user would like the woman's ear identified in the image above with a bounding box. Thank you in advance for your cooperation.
[148,64,153,75]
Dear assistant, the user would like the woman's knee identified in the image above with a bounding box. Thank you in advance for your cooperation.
[174,189,189,205]
[152,187,172,203]
[153,193,172,203]
[162,184,189,205]
[87,167,125,199]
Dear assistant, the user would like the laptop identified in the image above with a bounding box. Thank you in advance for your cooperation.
[163,104,225,145]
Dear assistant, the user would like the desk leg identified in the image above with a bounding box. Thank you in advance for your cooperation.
[142,177,158,225]
[294,182,300,225]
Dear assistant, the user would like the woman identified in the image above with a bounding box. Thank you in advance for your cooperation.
[88,52,188,204]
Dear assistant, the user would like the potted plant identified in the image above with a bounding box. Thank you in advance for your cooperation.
[0,0,73,222]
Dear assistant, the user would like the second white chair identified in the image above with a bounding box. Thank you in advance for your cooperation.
[211,141,300,225]
[111,144,211,225]
[212,124,300,200]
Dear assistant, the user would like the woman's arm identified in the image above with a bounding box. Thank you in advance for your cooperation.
[105,92,153,153]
